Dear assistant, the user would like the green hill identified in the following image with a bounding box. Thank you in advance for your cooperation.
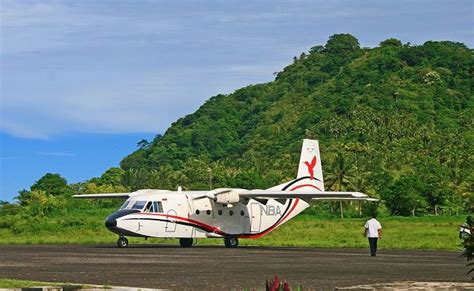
[118,34,472,216]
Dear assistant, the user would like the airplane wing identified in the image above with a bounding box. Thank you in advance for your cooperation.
[239,190,378,201]
[72,193,132,199]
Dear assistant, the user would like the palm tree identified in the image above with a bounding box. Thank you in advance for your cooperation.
[349,173,373,216]
[325,152,355,218]
[122,168,149,191]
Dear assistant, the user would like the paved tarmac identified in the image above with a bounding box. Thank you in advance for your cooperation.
[0,245,470,290]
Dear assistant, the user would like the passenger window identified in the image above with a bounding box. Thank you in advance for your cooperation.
[195,210,200,215]
[240,211,245,216]
[206,210,211,215]
[218,210,222,215]
[229,210,234,216]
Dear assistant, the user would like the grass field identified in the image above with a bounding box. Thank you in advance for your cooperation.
[0,278,99,289]
[0,279,65,288]
[0,207,463,251]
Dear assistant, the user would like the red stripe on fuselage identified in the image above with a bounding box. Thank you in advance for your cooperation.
[289,184,321,191]
[239,198,300,239]
[139,212,225,235]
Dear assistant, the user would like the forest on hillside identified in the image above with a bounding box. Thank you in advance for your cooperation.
[2,34,473,218]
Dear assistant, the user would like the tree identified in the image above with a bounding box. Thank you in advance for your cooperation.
[26,190,66,217]
[15,189,31,206]
[99,167,126,186]
[122,168,149,191]
[324,34,360,54]
[309,45,324,54]
[382,175,428,216]
[137,139,150,149]
[30,173,72,197]
[325,152,355,217]
[326,152,355,191]
[415,158,450,215]
[380,38,402,47]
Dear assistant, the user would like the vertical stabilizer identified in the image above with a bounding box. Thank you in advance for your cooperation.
[268,139,325,191]
[298,140,323,181]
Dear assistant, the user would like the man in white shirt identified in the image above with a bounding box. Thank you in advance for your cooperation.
[364,214,382,256]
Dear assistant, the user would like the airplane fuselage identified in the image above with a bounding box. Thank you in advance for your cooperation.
[105,190,309,239]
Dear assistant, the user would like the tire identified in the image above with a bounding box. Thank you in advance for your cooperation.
[117,236,129,248]
[179,238,194,247]
[224,236,238,248]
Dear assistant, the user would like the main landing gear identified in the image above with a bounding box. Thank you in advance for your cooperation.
[116,236,239,248]
[117,236,129,248]
[224,236,239,248]
[179,238,194,247]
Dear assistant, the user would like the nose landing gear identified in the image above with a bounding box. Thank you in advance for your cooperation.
[117,236,129,248]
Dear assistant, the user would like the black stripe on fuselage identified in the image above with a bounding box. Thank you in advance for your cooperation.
[281,176,320,190]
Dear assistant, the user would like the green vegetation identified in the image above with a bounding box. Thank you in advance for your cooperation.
[118,34,472,216]
[0,203,463,250]
[0,279,96,289]
[0,279,74,288]
[0,34,472,250]
[0,279,59,288]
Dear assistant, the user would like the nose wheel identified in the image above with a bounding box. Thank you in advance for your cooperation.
[117,236,129,248]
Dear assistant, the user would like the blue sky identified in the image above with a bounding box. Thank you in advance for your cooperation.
[1,0,473,201]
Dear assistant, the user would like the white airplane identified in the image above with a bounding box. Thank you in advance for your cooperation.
[74,139,376,248]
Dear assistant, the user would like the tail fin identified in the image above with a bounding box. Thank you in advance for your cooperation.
[268,139,325,191]
[297,139,324,190]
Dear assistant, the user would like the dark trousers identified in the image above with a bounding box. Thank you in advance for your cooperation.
[368,237,378,256]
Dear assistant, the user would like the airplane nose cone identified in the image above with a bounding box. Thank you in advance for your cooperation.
[105,216,117,228]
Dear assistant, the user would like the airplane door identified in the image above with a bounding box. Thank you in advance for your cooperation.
[250,203,261,233]
[186,195,196,238]
[165,209,177,232]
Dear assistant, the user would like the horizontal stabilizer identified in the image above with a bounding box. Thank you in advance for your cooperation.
[72,193,131,199]
[240,190,377,201]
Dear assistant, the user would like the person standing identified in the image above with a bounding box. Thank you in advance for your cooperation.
[364,214,382,256]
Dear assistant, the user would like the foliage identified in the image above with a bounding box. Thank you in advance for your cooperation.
[31,173,72,197]
[25,190,67,217]
[116,34,472,216]
[16,173,73,206]
[0,279,64,288]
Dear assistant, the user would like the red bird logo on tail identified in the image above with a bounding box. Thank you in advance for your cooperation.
[304,156,317,180]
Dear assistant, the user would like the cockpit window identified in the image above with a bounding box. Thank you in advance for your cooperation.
[120,200,132,210]
[131,201,147,210]
[143,201,153,212]
[143,201,164,213]
[153,201,164,213]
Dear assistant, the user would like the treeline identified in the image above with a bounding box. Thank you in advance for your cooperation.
[1,34,473,218]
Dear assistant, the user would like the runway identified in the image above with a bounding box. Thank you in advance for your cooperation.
[0,245,469,290]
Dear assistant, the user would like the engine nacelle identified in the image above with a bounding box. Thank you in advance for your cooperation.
[215,189,242,205]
